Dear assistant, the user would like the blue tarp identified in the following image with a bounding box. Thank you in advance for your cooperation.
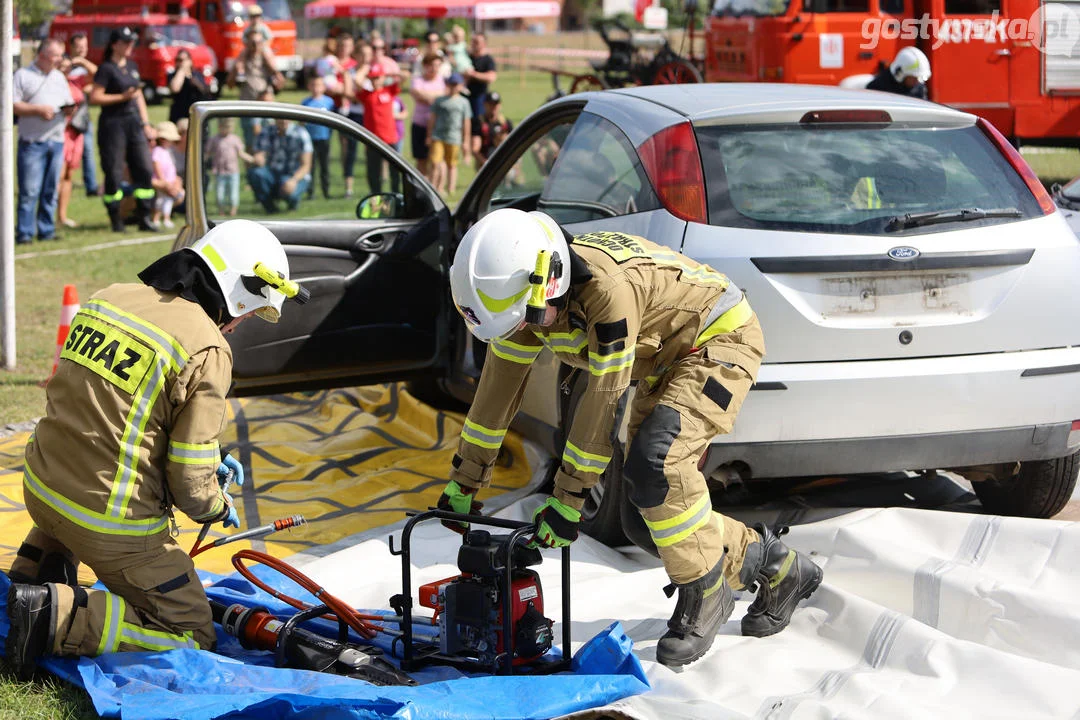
[1,569,649,720]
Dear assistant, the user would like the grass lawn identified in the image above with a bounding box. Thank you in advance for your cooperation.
[1,71,1079,717]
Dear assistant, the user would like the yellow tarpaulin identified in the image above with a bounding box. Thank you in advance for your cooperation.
[0,384,533,577]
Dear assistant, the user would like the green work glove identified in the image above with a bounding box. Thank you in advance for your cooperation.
[529,496,581,549]
[437,480,483,534]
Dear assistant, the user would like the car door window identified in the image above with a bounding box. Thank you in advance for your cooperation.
[487,121,573,211]
[199,113,408,224]
[537,112,660,225]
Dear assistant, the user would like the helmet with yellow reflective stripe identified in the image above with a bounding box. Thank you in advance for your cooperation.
[187,220,294,324]
[450,209,570,342]
[890,46,930,83]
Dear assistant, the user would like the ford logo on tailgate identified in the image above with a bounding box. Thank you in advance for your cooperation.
[887,246,920,261]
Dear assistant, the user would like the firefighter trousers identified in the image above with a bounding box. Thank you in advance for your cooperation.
[11,492,216,656]
[623,314,766,588]
[98,114,155,215]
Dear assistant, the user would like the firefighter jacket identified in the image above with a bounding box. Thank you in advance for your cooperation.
[449,231,761,510]
[23,283,233,542]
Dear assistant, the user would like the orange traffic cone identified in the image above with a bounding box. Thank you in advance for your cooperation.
[47,284,80,382]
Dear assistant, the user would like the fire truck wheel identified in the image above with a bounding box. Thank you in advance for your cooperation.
[653,59,703,85]
[972,449,1079,518]
[142,85,160,106]
[570,74,608,94]
[559,364,630,547]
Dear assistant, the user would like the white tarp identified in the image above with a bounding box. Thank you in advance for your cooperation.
[290,491,1080,719]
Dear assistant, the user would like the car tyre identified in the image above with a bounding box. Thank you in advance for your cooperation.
[973,449,1079,518]
[560,365,629,546]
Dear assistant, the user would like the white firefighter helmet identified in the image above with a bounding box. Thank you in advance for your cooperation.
[188,220,297,323]
[450,209,571,342]
[891,46,931,83]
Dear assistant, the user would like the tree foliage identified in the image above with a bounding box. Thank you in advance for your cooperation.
[17,0,55,38]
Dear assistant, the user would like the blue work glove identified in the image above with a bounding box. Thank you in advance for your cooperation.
[437,480,483,534]
[529,496,581,549]
[217,453,245,490]
[222,493,241,529]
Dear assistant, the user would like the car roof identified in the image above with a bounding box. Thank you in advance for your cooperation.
[606,83,974,126]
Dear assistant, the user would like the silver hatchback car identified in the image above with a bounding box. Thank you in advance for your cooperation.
[178,84,1080,548]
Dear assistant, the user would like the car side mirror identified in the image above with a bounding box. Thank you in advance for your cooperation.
[356,192,405,220]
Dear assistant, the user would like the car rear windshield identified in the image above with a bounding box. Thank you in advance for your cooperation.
[697,123,1044,235]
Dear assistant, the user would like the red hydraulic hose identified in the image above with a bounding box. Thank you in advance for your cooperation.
[230,548,385,639]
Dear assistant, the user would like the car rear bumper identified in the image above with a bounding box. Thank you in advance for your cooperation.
[705,422,1080,478]
[705,346,1080,477]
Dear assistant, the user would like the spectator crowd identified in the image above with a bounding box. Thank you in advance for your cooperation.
[14,21,514,242]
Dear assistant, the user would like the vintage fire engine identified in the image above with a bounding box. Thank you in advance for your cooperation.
[54,0,302,96]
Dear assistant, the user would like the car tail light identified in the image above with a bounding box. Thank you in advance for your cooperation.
[977,117,1056,216]
[800,110,892,124]
[1069,420,1080,448]
[637,122,707,224]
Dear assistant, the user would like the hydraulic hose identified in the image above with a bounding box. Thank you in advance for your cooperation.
[230,548,386,639]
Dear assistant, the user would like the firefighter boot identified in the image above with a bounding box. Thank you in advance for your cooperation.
[655,558,734,668]
[741,525,823,638]
[5,583,56,680]
[106,202,126,233]
[134,196,160,233]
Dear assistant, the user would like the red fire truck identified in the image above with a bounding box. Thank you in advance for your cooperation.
[51,2,218,104]
[705,0,1080,144]
[187,0,303,89]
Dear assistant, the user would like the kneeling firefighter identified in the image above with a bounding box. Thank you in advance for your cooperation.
[439,209,823,667]
[5,220,307,678]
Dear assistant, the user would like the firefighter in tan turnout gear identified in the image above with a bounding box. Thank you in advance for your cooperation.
[5,220,308,679]
[439,209,823,667]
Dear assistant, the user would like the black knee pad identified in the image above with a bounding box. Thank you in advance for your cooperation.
[624,404,681,509]
[38,552,78,586]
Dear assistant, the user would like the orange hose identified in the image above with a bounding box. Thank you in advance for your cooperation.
[231,549,386,639]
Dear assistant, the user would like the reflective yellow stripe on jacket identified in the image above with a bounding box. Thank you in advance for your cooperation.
[44,298,191,533]
[588,345,635,377]
[82,300,188,520]
[167,440,220,466]
[23,465,170,537]
[537,329,587,355]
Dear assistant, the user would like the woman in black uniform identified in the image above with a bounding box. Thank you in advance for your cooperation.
[89,27,158,232]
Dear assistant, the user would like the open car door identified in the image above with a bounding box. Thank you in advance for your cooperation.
[177,101,453,396]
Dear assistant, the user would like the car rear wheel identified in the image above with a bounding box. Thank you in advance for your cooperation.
[972,450,1079,518]
[560,365,629,546]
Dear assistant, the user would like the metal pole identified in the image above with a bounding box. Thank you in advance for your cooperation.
[0,0,15,370]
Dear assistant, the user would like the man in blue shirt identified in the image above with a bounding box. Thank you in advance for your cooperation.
[247,118,313,213]
[300,75,335,200]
